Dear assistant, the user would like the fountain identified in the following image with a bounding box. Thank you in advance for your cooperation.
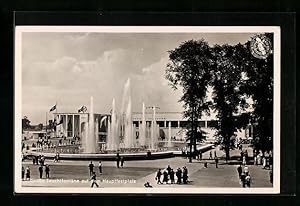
[149,105,159,150]
[28,77,216,161]
[106,78,136,150]
[124,97,134,148]
[139,102,146,146]
[107,98,120,150]
[83,96,97,153]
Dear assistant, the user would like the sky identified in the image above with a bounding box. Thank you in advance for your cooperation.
[21,31,255,124]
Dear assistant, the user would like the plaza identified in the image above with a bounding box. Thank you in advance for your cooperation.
[21,145,272,188]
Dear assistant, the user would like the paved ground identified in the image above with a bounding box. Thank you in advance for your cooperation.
[21,145,272,188]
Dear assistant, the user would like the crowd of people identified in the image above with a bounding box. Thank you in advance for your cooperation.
[22,154,51,181]
[155,165,189,184]
[22,136,81,153]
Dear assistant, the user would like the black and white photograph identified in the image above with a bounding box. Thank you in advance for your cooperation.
[14,26,280,194]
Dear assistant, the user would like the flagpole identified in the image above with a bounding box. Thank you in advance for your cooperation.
[55,101,58,137]
[46,111,48,139]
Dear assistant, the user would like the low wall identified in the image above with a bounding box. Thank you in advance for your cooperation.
[28,144,214,161]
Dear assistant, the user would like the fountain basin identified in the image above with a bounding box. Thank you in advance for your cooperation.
[26,144,214,161]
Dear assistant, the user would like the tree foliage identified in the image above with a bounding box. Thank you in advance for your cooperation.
[166,34,274,161]
[166,39,213,162]
[22,116,31,131]
[238,34,274,153]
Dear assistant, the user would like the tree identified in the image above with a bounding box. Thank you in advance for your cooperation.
[238,34,274,154]
[22,116,31,132]
[38,123,43,130]
[210,44,251,161]
[166,34,274,161]
[166,39,213,162]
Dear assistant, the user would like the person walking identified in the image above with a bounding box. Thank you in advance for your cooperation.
[166,165,172,174]
[242,155,247,166]
[199,151,202,160]
[240,151,244,161]
[116,156,120,168]
[90,172,99,188]
[262,157,266,169]
[155,169,162,184]
[162,170,169,184]
[22,166,25,181]
[38,165,43,179]
[245,174,251,187]
[245,150,248,161]
[269,170,273,184]
[254,155,257,165]
[237,164,242,178]
[240,172,246,188]
[176,168,182,184]
[35,155,39,165]
[120,157,125,168]
[182,167,188,184]
[209,151,212,159]
[169,169,175,184]
[244,165,249,176]
[45,164,50,178]
[215,157,219,168]
[98,161,102,174]
[88,161,94,176]
[25,166,30,181]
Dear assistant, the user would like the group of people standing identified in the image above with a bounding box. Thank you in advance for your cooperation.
[155,165,189,184]
[22,166,31,181]
[116,155,125,168]
[38,164,51,179]
[240,150,249,165]
[32,154,46,165]
[88,161,103,176]
[34,154,51,178]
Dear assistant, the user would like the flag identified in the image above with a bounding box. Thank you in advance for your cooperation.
[78,105,87,113]
[50,104,56,112]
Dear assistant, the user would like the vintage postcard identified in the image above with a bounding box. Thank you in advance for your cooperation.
[14,26,280,193]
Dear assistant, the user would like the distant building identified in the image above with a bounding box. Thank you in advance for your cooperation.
[52,111,251,144]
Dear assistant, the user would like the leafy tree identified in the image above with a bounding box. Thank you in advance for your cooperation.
[166,39,213,162]
[38,123,43,130]
[22,116,31,131]
[166,34,274,162]
[238,34,274,154]
[209,44,252,161]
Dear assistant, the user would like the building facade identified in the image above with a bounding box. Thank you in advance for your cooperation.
[53,111,253,144]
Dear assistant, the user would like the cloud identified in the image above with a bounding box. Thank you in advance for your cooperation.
[21,32,254,124]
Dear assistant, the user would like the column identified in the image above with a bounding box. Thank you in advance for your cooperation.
[78,115,81,137]
[164,120,166,128]
[64,115,68,137]
[205,120,208,128]
[178,121,180,128]
[71,115,74,137]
